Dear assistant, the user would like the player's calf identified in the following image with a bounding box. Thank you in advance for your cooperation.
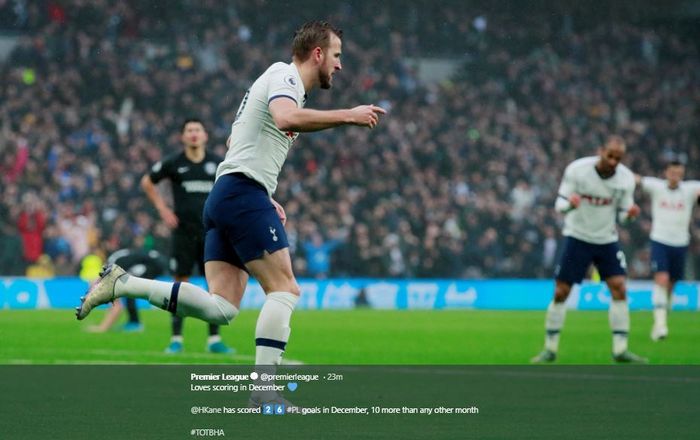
[78,264,239,326]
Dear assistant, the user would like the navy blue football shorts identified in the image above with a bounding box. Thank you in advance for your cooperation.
[554,236,627,285]
[203,173,289,270]
[650,240,687,281]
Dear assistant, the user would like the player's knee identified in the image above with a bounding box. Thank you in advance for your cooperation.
[282,272,301,296]
[654,272,670,287]
[280,265,298,291]
[610,289,626,300]
[259,271,300,296]
[607,279,627,299]
[262,280,300,296]
[553,282,571,302]
[211,295,238,325]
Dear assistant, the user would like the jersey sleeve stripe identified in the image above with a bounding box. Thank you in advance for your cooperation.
[268,94,297,105]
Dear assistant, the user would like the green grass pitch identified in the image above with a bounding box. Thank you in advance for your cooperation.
[1,309,698,364]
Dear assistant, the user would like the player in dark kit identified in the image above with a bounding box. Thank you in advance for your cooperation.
[140,119,233,354]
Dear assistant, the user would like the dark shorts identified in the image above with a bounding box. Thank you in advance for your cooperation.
[115,259,166,280]
[554,236,627,285]
[203,173,288,270]
[171,228,205,277]
[650,240,687,281]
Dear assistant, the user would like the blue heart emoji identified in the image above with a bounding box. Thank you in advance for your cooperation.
[287,382,298,392]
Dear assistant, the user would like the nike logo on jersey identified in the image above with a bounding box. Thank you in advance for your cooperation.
[177,166,189,174]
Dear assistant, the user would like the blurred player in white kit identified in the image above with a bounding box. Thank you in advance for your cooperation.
[636,155,700,341]
[532,135,647,363]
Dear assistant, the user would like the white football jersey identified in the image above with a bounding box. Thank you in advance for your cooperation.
[556,156,636,244]
[217,62,306,195]
[641,177,700,246]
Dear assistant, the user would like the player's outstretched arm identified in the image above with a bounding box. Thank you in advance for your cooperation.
[269,98,385,132]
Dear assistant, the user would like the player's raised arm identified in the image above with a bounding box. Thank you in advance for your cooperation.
[640,176,667,198]
[269,98,385,132]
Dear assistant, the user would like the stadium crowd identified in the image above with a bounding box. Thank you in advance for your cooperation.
[1,0,698,279]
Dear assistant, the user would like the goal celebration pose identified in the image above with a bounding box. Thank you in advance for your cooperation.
[531,136,647,363]
[636,157,700,341]
[76,20,385,403]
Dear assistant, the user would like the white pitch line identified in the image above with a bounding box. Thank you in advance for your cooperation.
[87,348,257,361]
[85,348,305,364]
[50,359,140,365]
[3,347,305,365]
[6,359,34,364]
[5,359,138,365]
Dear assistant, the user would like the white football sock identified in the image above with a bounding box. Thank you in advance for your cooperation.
[609,300,630,355]
[255,292,298,365]
[252,292,298,402]
[114,274,170,300]
[544,301,567,353]
[652,284,668,328]
[115,275,238,325]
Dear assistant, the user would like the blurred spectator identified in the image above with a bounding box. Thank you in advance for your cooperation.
[79,249,104,281]
[0,198,24,274]
[510,180,536,222]
[302,231,343,279]
[56,204,95,265]
[541,226,559,275]
[26,254,55,278]
[17,192,46,266]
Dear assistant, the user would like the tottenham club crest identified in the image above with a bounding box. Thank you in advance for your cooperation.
[205,162,217,175]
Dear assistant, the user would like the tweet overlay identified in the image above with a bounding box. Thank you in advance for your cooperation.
[1,365,699,439]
